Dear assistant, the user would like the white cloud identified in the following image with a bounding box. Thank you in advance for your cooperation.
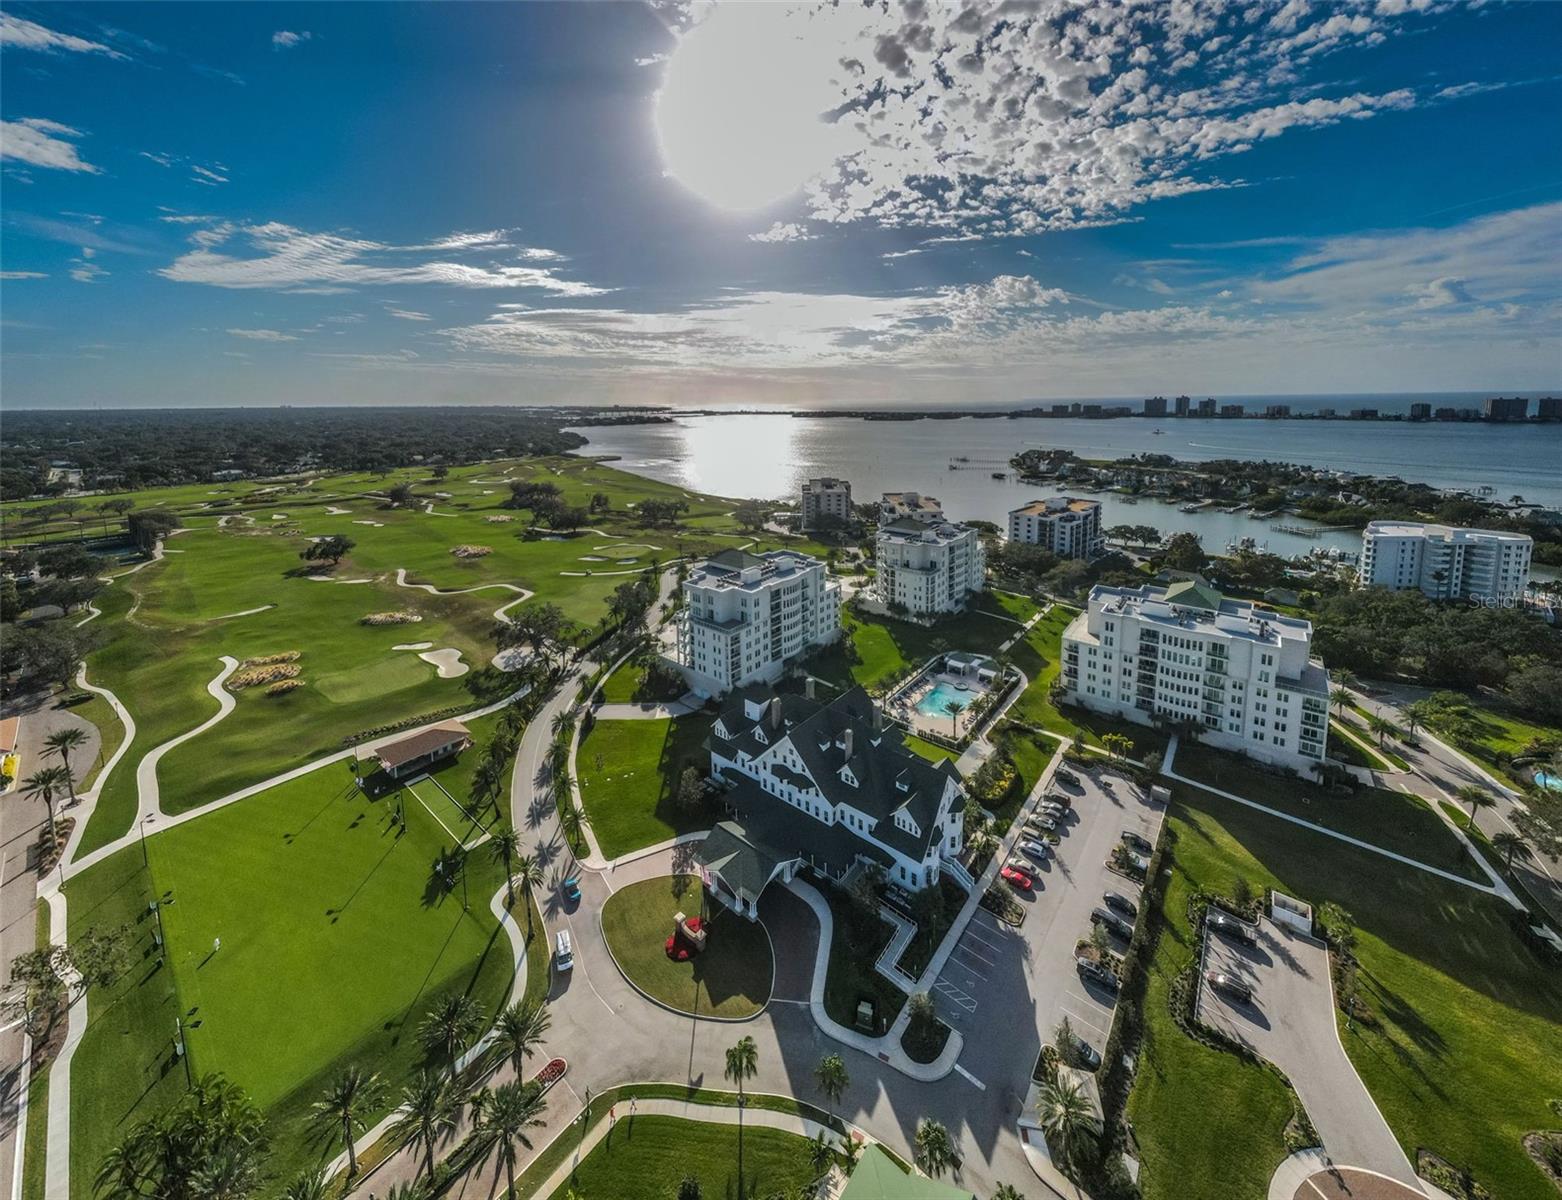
[386,308,432,321]
[227,328,299,341]
[159,221,608,295]
[272,30,312,49]
[748,221,817,244]
[652,1,1457,236]
[0,14,125,58]
[190,163,229,186]
[69,260,106,283]
[0,118,101,173]
[0,270,47,279]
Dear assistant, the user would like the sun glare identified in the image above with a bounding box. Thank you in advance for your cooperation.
[654,4,850,212]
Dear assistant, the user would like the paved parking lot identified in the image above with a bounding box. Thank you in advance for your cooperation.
[931,758,1166,1089]
[1197,916,1419,1186]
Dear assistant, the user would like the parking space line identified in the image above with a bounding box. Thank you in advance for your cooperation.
[952,941,997,968]
[953,1063,987,1091]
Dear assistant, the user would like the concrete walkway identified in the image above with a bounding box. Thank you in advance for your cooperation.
[592,696,701,720]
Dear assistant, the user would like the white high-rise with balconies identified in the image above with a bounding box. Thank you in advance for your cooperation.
[800,477,853,531]
[873,517,986,616]
[675,549,841,697]
[1061,579,1330,772]
[1359,521,1532,603]
[1007,496,1104,559]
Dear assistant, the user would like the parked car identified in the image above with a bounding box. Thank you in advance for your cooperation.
[1121,829,1153,853]
[1091,907,1135,941]
[1073,1039,1103,1070]
[562,876,581,904]
[1207,910,1258,945]
[1103,891,1138,919]
[1039,801,1068,817]
[1076,958,1119,992]
[1000,864,1033,891]
[1019,838,1051,862]
[554,930,574,972]
[1206,971,1252,1003]
[1044,791,1073,809]
[1055,769,1080,787]
[1027,814,1058,833]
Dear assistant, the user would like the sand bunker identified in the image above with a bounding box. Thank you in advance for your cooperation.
[352,520,385,527]
[580,555,608,562]
[616,559,638,564]
[306,575,373,583]
[325,505,351,515]
[271,514,289,520]
[419,648,468,678]
[392,641,434,651]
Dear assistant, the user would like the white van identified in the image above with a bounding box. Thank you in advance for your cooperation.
[554,930,574,972]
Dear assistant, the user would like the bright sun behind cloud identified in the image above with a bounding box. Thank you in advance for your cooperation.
[654,4,851,213]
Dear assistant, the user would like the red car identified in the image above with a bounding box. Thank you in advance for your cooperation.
[1000,864,1033,890]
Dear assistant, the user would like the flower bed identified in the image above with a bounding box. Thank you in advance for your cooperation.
[531,1057,567,1095]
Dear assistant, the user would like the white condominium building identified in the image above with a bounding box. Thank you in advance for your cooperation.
[1008,496,1104,559]
[1360,521,1533,603]
[874,517,986,616]
[800,477,853,530]
[879,491,945,526]
[676,549,842,697]
[1061,580,1330,772]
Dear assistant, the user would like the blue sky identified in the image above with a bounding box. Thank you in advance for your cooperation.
[2,0,1560,408]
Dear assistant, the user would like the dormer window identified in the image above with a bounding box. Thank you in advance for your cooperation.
[838,766,857,787]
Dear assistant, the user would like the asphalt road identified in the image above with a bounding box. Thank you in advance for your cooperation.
[1197,916,1419,1186]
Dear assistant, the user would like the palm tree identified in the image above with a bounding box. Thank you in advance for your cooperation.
[1365,714,1394,748]
[23,766,69,842]
[943,699,962,735]
[913,1118,958,1178]
[807,1130,835,1176]
[814,1054,848,1121]
[418,993,486,1078]
[512,850,543,937]
[489,824,521,907]
[472,1080,548,1200]
[1333,668,1358,692]
[472,757,505,815]
[488,999,551,1077]
[280,1168,328,1200]
[838,1134,862,1175]
[1403,700,1434,736]
[725,1036,759,1191]
[388,1070,460,1180]
[312,1065,385,1179]
[1330,686,1351,716]
[43,727,89,804]
[384,1183,431,1200]
[1036,1074,1101,1176]
[1455,785,1496,829]
[557,792,590,849]
[1492,829,1533,871]
[992,1185,1027,1200]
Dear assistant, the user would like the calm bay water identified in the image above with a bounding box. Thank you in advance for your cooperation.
[569,413,1562,561]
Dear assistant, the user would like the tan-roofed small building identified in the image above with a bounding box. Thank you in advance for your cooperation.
[359,719,471,780]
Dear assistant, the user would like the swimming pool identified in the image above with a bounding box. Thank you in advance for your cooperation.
[916,680,975,718]
[1536,770,1562,793]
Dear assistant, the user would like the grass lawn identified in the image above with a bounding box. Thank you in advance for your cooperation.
[1172,742,1484,882]
[976,588,1043,623]
[66,758,517,1196]
[988,723,1061,828]
[545,1115,817,1200]
[599,658,649,703]
[1328,720,1395,772]
[904,734,959,762]
[1125,806,1301,1200]
[61,691,125,792]
[600,875,773,1018]
[810,605,1021,693]
[1142,781,1562,1200]
[575,715,710,859]
[819,883,906,1034]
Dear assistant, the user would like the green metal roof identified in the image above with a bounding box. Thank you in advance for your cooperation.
[1163,578,1223,610]
[839,1146,975,1200]
[692,820,782,908]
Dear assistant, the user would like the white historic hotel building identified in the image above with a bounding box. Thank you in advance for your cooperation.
[1360,521,1533,603]
[1062,579,1330,771]
[675,549,841,697]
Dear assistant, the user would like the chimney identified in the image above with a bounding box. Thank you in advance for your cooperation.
[805,676,816,701]
[842,727,854,760]
[768,696,782,729]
